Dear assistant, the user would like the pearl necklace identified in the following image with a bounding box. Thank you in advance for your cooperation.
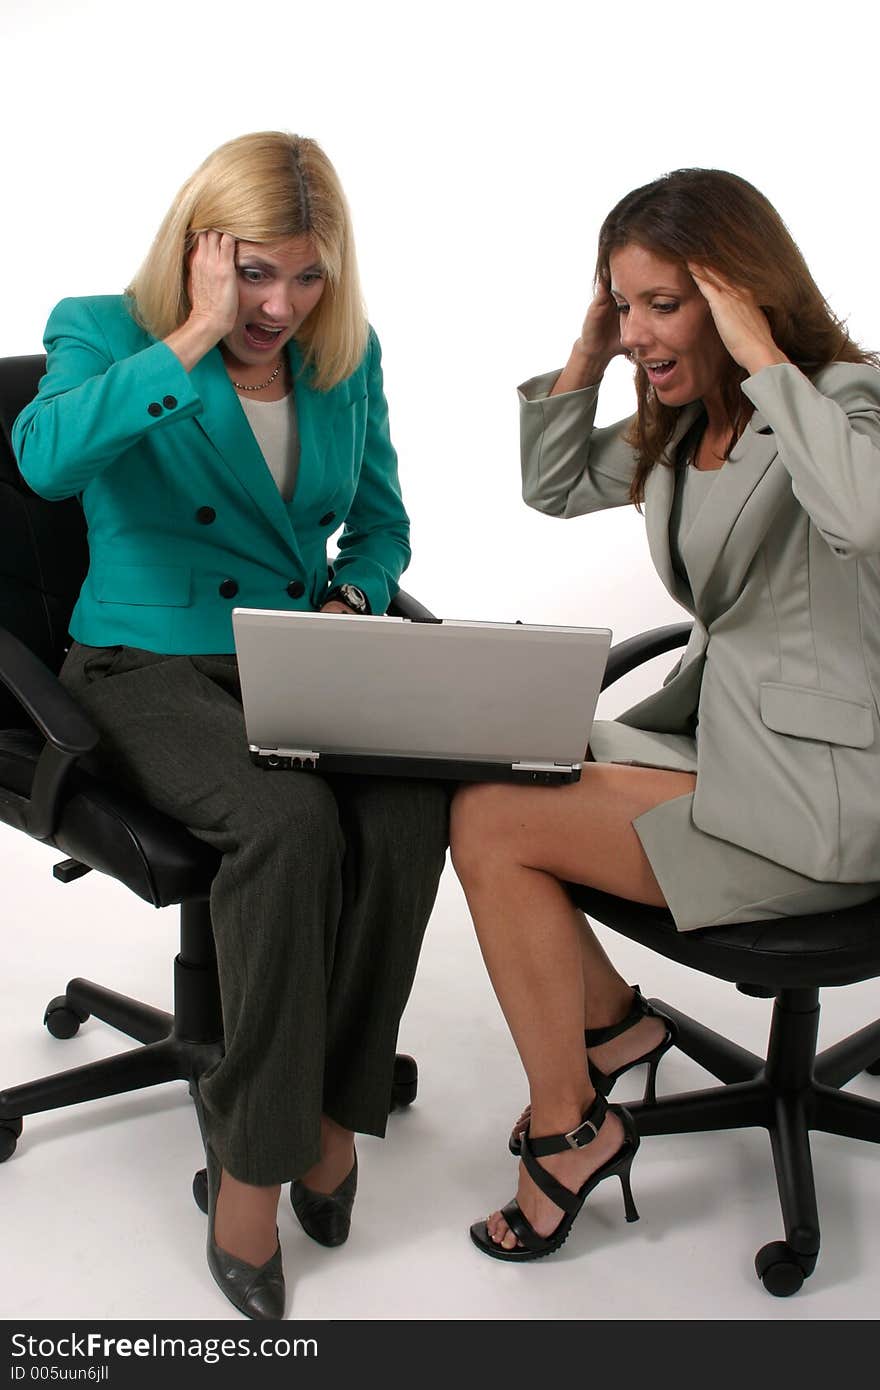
[232,359,283,392]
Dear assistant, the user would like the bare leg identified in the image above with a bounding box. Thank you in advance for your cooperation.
[451,763,694,1248]
[577,914,632,1024]
[509,910,669,1147]
[576,911,667,1066]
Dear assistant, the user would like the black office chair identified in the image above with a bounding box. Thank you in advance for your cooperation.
[578,623,880,1295]
[0,353,425,1205]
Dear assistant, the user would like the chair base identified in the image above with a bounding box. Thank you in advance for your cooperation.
[0,899,224,1160]
[629,988,880,1295]
[0,895,421,1165]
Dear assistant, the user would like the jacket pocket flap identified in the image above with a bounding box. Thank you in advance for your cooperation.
[95,564,191,607]
[759,682,874,748]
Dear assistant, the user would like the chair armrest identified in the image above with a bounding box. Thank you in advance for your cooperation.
[0,626,99,839]
[0,628,98,754]
[387,588,440,623]
[601,622,692,691]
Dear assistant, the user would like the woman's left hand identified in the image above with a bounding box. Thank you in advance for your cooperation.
[688,264,790,376]
[320,600,358,614]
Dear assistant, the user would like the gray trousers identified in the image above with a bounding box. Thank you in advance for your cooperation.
[60,643,449,1185]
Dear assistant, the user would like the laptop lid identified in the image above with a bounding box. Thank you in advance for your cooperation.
[232,609,611,785]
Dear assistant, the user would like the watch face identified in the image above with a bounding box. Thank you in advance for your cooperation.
[340,584,367,611]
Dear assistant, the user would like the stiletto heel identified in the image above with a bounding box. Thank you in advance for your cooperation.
[509,985,676,1154]
[471,1092,640,1263]
[618,1155,639,1223]
[205,1145,286,1320]
[642,1051,663,1107]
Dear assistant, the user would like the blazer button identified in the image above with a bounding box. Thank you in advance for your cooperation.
[318,511,336,527]
[219,579,239,599]
[163,394,178,410]
[196,506,216,525]
[147,402,163,417]
[286,580,306,598]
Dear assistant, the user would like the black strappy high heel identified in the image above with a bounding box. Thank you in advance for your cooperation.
[471,1091,640,1263]
[509,985,677,1155]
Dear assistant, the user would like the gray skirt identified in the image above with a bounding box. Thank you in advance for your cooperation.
[588,720,880,933]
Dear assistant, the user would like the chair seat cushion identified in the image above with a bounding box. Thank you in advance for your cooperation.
[570,885,880,989]
[0,728,219,907]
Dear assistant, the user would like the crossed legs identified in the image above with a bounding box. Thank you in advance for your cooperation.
[450,762,695,1249]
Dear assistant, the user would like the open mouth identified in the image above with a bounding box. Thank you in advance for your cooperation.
[642,359,677,386]
[243,323,286,350]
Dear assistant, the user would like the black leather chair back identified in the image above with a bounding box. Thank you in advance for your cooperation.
[0,355,88,725]
[0,352,221,903]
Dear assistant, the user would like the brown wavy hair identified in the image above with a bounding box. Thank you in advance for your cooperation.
[595,168,879,504]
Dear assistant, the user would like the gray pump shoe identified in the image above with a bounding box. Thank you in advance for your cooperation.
[290,1152,358,1247]
[206,1146,286,1320]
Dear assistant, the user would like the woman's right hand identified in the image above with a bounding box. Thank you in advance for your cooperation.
[164,231,240,372]
[549,283,623,397]
[187,231,240,340]
[576,281,625,365]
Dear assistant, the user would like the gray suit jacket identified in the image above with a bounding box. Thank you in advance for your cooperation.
[519,362,880,882]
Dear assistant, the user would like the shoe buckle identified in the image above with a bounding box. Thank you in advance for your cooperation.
[564,1117,599,1149]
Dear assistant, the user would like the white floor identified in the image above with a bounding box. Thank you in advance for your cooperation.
[2,823,879,1323]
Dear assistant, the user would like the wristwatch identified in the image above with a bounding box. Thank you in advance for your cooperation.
[325,583,370,614]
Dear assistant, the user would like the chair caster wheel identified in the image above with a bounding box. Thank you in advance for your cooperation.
[192,1167,208,1214]
[866,1058,880,1076]
[755,1241,809,1296]
[390,1054,418,1111]
[44,996,90,1039]
[0,1119,23,1162]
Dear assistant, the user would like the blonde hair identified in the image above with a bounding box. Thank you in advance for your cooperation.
[127,131,367,390]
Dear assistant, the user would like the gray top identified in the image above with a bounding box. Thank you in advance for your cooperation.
[669,462,720,583]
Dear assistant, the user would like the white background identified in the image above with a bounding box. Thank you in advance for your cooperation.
[2,0,879,1325]
[5,0,879,657]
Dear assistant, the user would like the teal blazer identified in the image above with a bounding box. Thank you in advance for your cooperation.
[13,296,410,653]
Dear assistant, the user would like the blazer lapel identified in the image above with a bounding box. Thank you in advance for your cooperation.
[189,347,304,559]
[644,403,702,610]
[284,340,332,515]
[682,409,786,611]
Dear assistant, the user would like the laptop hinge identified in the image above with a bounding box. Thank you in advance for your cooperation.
[249,745,321,769]
[511,761,580,774]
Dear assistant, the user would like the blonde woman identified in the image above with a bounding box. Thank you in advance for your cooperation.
[14,131,448,1318]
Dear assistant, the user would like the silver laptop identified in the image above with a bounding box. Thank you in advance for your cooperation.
[232,609,611,785]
